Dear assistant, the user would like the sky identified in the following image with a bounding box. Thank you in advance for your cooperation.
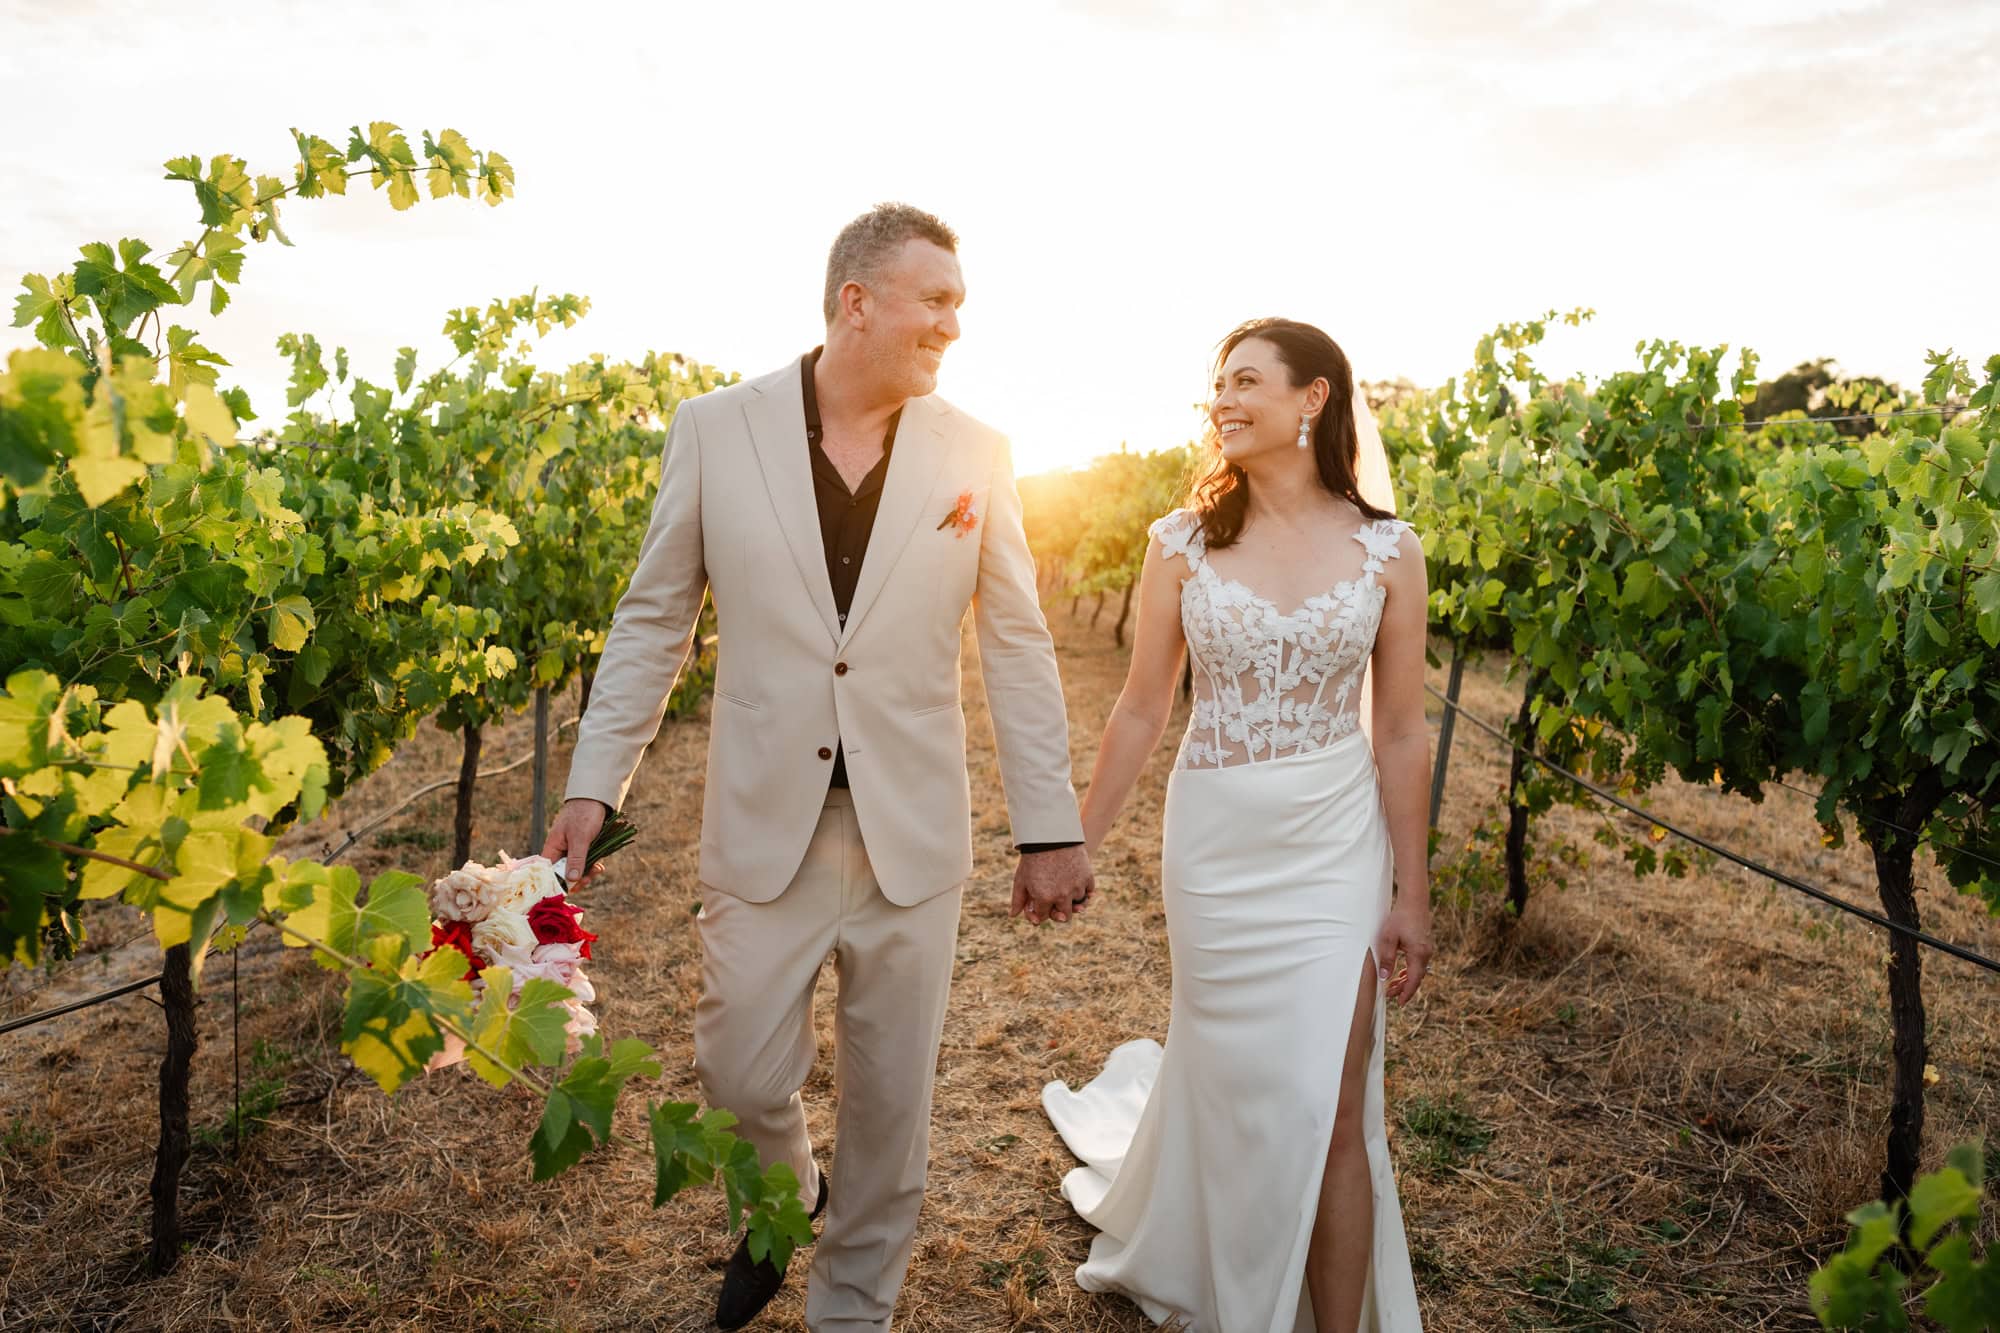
[3,0,1995,477]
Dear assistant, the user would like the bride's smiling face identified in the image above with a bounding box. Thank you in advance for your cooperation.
[1209,337,1324,465]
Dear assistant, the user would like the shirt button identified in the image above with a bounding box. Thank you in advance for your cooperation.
[841,555,851,564]
[817,746,833,760]
[834,662,849,676]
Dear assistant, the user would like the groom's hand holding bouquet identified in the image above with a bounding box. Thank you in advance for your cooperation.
[542,797,610,890]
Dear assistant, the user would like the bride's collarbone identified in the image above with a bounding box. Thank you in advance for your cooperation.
[1201,525,1376,613]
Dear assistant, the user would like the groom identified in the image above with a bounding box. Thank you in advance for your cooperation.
[543,203,1094,1331]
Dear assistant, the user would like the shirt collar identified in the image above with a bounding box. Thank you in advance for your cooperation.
[801,346,825,444]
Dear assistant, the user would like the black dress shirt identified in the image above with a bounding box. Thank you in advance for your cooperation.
[802,349,1078,854]
[803,347,897,789]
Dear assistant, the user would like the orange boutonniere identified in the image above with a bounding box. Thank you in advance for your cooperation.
[937,490,978,538]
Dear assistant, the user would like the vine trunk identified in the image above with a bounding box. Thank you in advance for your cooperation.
[452,723,483,869]
[148,943,196,1274]
[1867,775,1944,1215]
[1504,674,1541,919]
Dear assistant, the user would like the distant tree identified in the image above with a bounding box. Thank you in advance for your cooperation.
[1751,358,1911,439]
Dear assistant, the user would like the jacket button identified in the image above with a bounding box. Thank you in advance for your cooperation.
[834,662,849,676]
[817,746,833,760]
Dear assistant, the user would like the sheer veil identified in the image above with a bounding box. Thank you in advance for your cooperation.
[1352,385,1398,748]
[1353,385,1397,516]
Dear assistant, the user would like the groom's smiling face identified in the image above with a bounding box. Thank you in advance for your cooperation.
[859,238,964,400]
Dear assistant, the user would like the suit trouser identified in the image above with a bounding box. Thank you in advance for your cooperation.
[693,789,962,1333]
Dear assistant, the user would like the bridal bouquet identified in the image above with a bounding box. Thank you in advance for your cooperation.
[421,813,636,1068]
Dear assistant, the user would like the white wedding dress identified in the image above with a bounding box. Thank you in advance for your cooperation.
[1043,506,1424,1333]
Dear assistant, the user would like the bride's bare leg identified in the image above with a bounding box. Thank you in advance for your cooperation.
[1306,951,1379,1333]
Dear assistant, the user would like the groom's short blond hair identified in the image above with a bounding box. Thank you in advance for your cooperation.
[823,203,959,324]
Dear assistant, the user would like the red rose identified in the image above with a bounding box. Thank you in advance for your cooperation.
[428,919,481,982]
[527,894,597,960]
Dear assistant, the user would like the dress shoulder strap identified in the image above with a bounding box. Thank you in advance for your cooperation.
[1351,517,1415,575]
[1149,507,1206,565]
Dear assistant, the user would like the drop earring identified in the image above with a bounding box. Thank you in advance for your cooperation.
[1297,414,1312,449]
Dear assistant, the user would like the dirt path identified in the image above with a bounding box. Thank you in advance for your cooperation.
[3,611,1996,1331]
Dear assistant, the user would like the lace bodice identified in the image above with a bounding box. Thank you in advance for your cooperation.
[1151,506,1414,770]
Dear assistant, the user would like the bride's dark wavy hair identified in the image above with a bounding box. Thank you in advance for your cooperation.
[1189,317,1393,551]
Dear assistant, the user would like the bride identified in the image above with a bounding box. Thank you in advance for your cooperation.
[1043,318,1431,1332]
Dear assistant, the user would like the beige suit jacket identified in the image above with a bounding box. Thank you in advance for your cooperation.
[564,356,1084,905]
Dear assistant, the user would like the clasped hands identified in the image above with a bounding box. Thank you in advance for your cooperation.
[1011,844,1096,926]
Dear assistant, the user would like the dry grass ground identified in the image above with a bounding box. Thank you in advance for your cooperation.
[4,610,1997,1332]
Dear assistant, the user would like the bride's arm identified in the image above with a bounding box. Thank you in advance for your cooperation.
[1370,528,1434,1003]
[1079,537,1189,853]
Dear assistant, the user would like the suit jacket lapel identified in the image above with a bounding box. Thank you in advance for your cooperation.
[840,396,952,649]
[742,360,841,644]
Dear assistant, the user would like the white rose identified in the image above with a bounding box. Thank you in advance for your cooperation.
[429,868,494,924]
[469,907,535,966]
[491,857,565,915]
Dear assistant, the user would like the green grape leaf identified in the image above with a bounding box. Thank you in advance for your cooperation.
[464,970,572,1087]
[12,273,80,350]
[69,453,149,508]
[649,1102,711,1205]
[1923,1233,2000,1331]
[342,869,430,958]
[149,828,268,948]
[0,834,64,964]
[531,1083,596,1181]
[1942,1141,1986,1196]
[194,723,264,808]
[341,940,469,1094]
[163,325,228,395]
[461,964,516,1087]
[718,1134,768,1230]
[1908,1156,1981,1252]
[1972,571,2000,649]
[73,238,180,332]
[0,669,66,774]
[744,1163,814,1268]
[1808,1202,1908,1329]
[294,644,332,688]
[182,382,237,449]
[278,863,357,969]
[267,595,315,652]
[530,1037,661,1180]
[478,151,514,206]
[649,1102,741,1206]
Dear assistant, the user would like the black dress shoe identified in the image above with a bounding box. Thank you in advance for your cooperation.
[714,1166,829,1330]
